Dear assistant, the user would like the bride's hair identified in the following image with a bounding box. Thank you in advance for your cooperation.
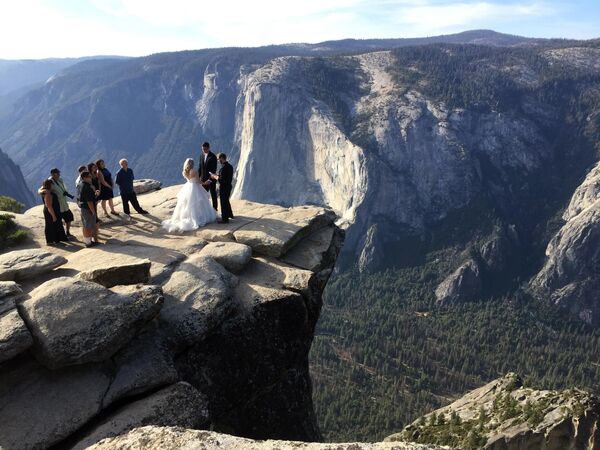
[182,158,194,179]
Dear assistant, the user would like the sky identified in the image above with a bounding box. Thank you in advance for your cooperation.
[1,0,599,59]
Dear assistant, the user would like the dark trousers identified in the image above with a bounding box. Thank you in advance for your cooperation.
[219,185,233,220]
[204,182,218,210]
[121,192,144,215]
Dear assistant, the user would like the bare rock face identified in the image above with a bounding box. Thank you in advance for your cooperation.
[531,162,600,325]
[87,426,448,450]
[435,259,482,304]
[390,373,600,449]
[73,382,209,450]
[0,188,344,449]
[19,279,164,369]
[0,248,67,281]
[0,359,111,450]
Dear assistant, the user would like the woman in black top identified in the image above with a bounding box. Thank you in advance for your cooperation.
[38,179,68,245]
[96,159,117,216]
[87,163,101,223]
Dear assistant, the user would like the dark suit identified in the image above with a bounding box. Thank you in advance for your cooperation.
[200,151,218,210]
[217,161,234,221]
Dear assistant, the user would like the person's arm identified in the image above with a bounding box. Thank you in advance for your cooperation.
[44,193,58,222]
[87,200,96,213]
[115,170,122,187]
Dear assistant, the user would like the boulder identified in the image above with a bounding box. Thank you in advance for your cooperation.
[199,241,252,273]
[0,281,23,314]
[435,259,482,304]
[233,206,336,257]
[19,278,163,368]
[64,242,187,286]
[73,382,209,450]
[159,255,237,347]
[0,248,67,281]
[0,358,111,450]
[87,426,444,450]
[0,309,33,363]
[133,178,162,195]
[78,258,151,288]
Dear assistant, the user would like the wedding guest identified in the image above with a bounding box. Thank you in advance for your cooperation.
[79,171,100,247]
[48,168,75,237]
[38,179,68,245]
[115,159,149,218]
[87,163,102,223]
[211,153,234,223]
[96,159,118,217]
[75,165,87,205]
[87,162,101,194]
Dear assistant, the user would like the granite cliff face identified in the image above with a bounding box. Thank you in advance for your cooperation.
[389,373,600,449]
[530,160,600,325]
[0,148,35,207]
[0,186,344,449]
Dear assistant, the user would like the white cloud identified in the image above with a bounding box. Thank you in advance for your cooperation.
[0,0,580,59]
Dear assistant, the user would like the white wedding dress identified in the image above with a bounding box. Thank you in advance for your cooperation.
[162,171,217,232]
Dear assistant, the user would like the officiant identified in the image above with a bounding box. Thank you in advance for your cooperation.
[200,142,218,210]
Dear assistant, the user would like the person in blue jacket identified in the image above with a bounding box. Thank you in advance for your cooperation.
[115,159,149,218]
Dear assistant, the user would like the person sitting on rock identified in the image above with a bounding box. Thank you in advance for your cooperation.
[38,179,68,245]
[115,159,149,219]
[48,168,75,238]
[79,171,100,247]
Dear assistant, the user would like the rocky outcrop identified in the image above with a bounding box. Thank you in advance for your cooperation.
[87,426,448,450]
[390,373,600,449]
[0,149,35,208]
[0,185,344,449]
[531,162,600,325]
[435,259,482,304]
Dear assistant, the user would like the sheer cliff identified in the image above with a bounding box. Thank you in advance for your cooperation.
[0,187,343,449]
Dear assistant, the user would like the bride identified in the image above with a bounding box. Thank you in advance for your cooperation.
[162,158,217,232]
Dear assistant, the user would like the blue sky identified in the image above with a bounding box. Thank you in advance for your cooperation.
[1,0,599,59]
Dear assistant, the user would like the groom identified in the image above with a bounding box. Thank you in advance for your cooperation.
[211,153,234,223]
[199,141,218,210]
